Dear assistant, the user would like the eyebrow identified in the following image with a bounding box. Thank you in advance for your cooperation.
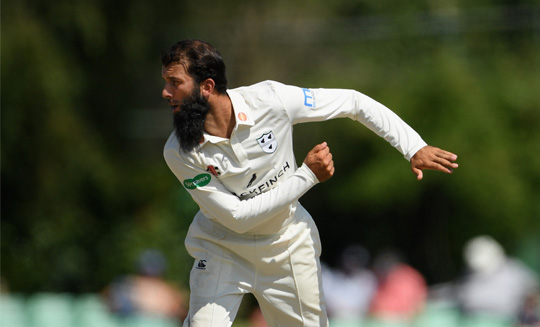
[161,71,179,80]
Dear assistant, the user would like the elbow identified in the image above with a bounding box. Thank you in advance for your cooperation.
[227,223,251,234]
[223,212,252,234]
[206,209,253,234]
[224,203,258,234]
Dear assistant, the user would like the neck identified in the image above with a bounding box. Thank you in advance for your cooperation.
[204,92,235,139]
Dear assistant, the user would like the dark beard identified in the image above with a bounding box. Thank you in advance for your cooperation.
[173,89,211,153]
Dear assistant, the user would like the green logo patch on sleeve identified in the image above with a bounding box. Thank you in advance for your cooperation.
[183,173,211,190]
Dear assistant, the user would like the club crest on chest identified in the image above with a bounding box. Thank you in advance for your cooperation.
[257,131,278,154]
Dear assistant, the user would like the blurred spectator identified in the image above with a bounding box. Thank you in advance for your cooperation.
[249,306,268,327]
[518,291,540,327]
[0,276,9,293]
[369,249,427,323]
[456,235,539,323]
[322,244,377,326]
[103,249,187,323]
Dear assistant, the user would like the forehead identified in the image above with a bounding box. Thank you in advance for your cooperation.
[161,63,190,78]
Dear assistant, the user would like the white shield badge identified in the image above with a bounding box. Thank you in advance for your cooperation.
[257,131,278,154]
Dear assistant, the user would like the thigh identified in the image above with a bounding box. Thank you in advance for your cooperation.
[255,217,329,327]
[183,256,245,327]
[183,218,250,327]
[183,292,243,327]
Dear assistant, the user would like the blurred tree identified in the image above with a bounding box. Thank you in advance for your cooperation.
[1,0,539,294]
[1,0,196,292]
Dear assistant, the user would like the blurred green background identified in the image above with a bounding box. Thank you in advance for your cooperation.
[2,0,539,297]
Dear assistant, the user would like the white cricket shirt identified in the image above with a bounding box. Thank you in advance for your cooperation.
[164,81,427,235]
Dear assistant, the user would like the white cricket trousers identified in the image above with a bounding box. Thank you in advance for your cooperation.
[182,204,329,327]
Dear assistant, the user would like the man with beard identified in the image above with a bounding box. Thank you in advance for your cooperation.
[172,86,212,153]
[161,39,458,327]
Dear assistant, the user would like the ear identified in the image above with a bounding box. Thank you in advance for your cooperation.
[200,78,215,98]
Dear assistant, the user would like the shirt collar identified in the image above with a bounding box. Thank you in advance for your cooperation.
[200,89,254,145]
[228,90,255,128]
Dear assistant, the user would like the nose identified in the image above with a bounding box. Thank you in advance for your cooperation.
[162,85,172,100]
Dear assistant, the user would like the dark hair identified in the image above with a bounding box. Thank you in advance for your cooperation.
[161,40,227,94]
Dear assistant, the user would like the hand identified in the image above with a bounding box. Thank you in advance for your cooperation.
[411,145,459,180]
[304,142,335,182]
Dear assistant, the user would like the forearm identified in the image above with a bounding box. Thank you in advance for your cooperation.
[197,163,318,233]
[351,91,427,160]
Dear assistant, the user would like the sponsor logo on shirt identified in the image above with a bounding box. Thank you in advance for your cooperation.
[237,112,248,122]
[246,173,257,188]
[235,161,291,198]
[256,131,278,154]
[206,165,221,177]
[196,259,207,270]
[183,173,211,190]
[303,88,316,108]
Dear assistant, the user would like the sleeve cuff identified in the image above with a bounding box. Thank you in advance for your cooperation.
[404,141,428,161]
[298,162,320,184]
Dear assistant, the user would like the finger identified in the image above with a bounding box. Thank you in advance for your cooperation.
[319,144,332,158]
[441,160,459,169]
[436,149,458,162]
[326,152,333,162]
[323,143,330,155]
[314,142,328,152]
[413,167,423,181]
[325,160,335,178]
[433,157,459,170]
[431,162,455,174]
[317,147,330,160]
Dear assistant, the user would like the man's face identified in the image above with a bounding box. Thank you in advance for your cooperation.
[161,63,196,112]
[162,63,211,152]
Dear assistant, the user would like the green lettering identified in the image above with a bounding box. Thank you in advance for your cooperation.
[183,173,211,190]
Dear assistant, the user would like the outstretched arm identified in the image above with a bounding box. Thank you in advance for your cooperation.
[410,145,458,180]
